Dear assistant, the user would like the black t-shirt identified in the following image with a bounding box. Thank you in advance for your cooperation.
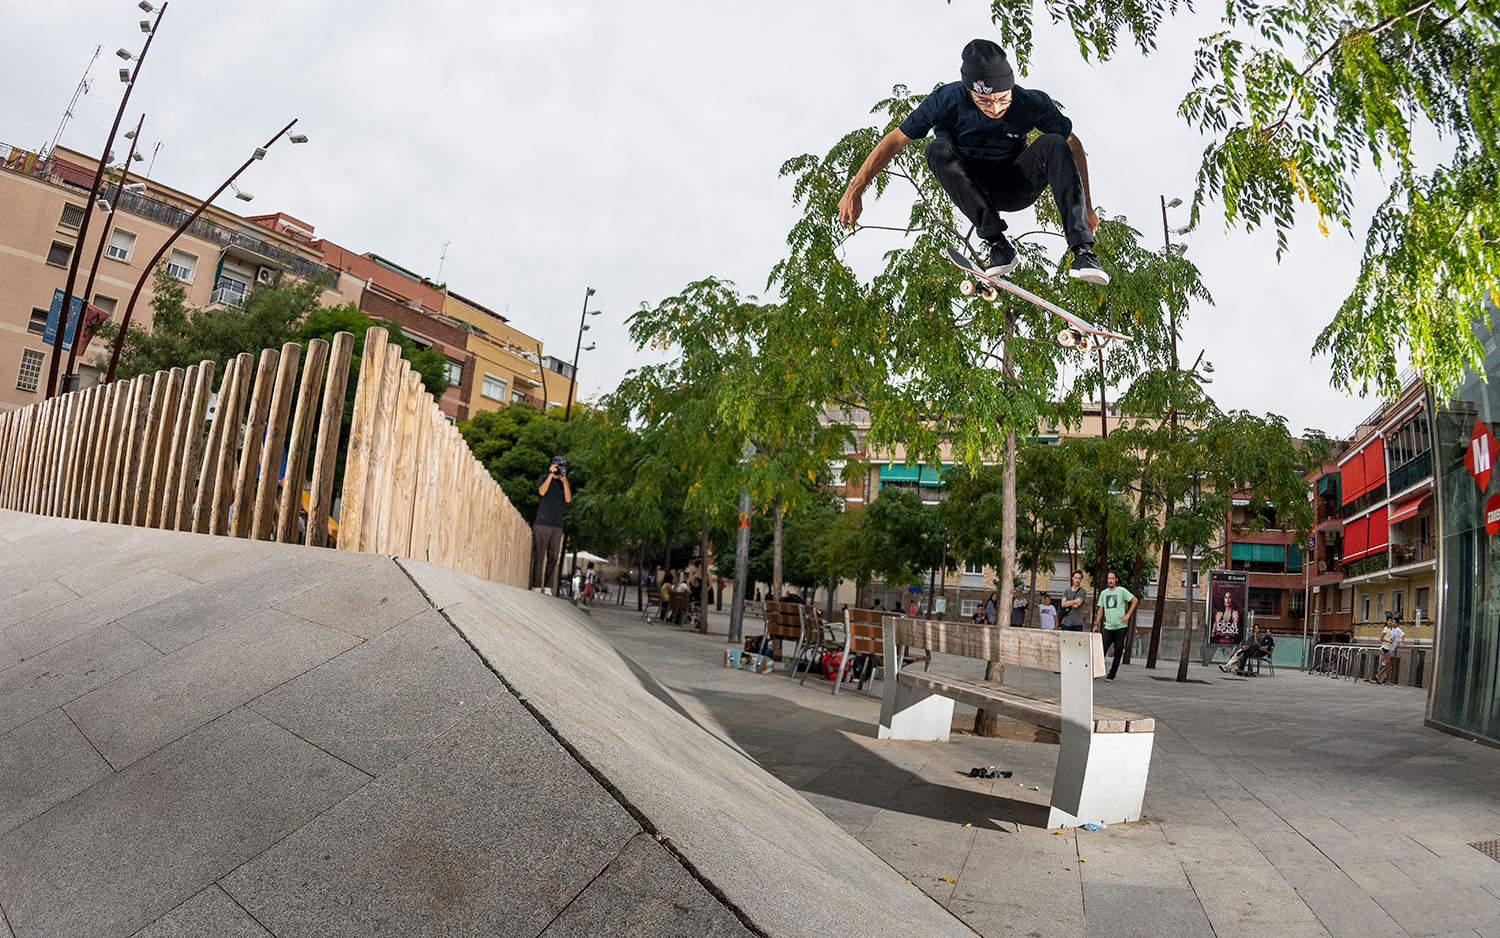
[898,82,1073,163]
[535,471,567,528]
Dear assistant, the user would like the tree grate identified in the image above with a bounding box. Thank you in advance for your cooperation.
[1470,839,1500,861]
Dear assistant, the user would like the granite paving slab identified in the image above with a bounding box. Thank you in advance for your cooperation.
[538,832,752,938]
[249,608,501,775]
[0,569,196,668]
[0,624,160,736]
[130,885,271,938]
[64,607,359,770]
[0,708,110,836]
[221,696,640,938]
[0,707,368,938]
[271,559,432,639]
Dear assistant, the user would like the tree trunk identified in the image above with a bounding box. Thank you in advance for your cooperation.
[1146,504,1174,669]
[698,521,710,634]
[729,485,752,644]
[636,543,645,611]
[771,494,784,600]
[1027,563,1039,628]
[1124,492,1148,664]
[977,314,1019,737]
[1175,542,1198,682]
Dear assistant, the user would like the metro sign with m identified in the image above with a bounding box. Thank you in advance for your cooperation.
[1467,417,1498,491]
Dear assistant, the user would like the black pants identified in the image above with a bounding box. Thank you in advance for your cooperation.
[1238,646,1269,674]
[1102,627,1127,679]
[926,134,1092,249]
[531,524,563,593]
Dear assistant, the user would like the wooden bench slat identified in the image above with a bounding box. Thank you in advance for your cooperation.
[890,618,1105,677]
[897,671,1154,733]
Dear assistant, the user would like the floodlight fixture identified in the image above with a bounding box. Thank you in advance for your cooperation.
[1167,197,1183,209]
[119,68,131,82]
[131,152,143,162]
[583,343,596,352]
[123,129,136,140]
[1174,225,1192,235]
[1202,361,1215,374]
[97,198,112,214]
[587,307,601,315]
[288,134,308,144]
[123,182,146,193]
[139,19,151,32]
[585,286,596,297]
[251,147,266,160]
[1168,243,1188,256]
[139,1,155,12]
[231,184,254,202]
[116,47,135,60]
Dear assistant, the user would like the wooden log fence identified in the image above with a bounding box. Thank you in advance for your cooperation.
[0,326,532,588]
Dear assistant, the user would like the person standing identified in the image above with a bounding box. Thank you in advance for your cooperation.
[532,456,571,595]
[1038,593,1058,630]
[1092,571,1137,681]
[1373,611,1406,684]
[983,590,998,625]
[1060,571,1088,632]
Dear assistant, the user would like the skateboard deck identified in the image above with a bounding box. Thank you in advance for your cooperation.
[945,247,1132,344]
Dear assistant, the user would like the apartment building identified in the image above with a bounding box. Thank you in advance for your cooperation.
[443,291,547,413]
[0,143,350,411]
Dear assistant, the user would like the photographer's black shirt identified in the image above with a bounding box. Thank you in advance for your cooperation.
[536,472,567,528]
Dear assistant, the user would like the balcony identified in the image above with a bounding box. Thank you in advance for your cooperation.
[210,284,247,309]
[1388,450,1432,495]
[1390,538,1436,568]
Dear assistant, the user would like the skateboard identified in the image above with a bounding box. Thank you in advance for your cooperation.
[944,247,1132,349]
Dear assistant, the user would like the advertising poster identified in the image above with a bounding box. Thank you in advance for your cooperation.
[1207,570,1249,645]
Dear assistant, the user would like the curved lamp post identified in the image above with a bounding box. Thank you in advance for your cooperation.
[45,0,167,398]
[105,118,305,383]
[563,286,599,420]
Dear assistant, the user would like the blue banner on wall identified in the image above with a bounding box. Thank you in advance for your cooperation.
[42,289,84,353]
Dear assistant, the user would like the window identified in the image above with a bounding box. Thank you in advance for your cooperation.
[1288,590,1306,617]
[1415,586,1430,619]
[91,295,117,319]
[105,229,135,262]
[1391,590,1403,617]
[27,308,48,334]
[16,349,44,392]
[481,372,506,401]
[1247,588,1281,617]
[58,203,85,229]
[444,359,463,387]
[166,248,196,282]
[1180,566,1200,588]
[46,241,72,267]
[511,390,528,404]
[1362,597,1371,621]
[960,599,980,618]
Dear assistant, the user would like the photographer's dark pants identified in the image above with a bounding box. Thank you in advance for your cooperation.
[925,134,1092,250]
[532,524,563,592]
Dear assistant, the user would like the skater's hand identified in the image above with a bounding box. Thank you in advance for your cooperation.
[837,186,862,229]
[1086,207,1100,235]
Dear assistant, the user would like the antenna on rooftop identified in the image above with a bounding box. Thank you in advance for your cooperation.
[436,240,451,284]
[43,45,101,159]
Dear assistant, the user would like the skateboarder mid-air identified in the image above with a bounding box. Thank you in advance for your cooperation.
[837,39,1109,285]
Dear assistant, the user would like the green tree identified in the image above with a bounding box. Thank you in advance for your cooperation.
[964,0,1500,397]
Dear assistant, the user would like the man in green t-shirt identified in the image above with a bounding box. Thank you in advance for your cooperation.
[1092,571,1137,681]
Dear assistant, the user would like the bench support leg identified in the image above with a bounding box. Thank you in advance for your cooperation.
[1047,730,1154,828]
[878,683,954,741]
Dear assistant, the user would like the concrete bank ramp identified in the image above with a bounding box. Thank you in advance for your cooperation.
[0,510,972,938]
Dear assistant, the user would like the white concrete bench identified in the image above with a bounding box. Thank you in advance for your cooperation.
[877,617,1155,828]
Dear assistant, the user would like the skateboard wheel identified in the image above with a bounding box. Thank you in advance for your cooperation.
[959,279,977,297]
[981,286,999,302]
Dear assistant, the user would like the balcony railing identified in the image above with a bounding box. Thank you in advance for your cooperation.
[1390,539,1435,567]
[1388,450,1432,495]
[0,142,339,288]
[210,285,247,309]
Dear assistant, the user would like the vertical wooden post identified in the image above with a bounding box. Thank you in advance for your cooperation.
[251,342,302,541]
[337,327,389,554]
[274,338,327,543]
[305,332,353,548]
[231,348,280,539]
[172,361,215,531]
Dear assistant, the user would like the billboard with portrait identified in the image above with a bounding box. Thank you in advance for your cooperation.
[1207,570,1249,645]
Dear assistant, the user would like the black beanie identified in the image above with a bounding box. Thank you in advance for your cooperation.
[960,39,1014,94]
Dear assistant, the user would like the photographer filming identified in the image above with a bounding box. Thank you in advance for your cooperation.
[532,455,572,595]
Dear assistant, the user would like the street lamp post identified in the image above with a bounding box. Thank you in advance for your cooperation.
[62,112,146,390]
[1146,195,1184,669]
[45,0,167,398]
[105,118,305,383]
[564,287,598,421]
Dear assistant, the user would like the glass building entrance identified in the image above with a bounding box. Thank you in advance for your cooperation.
[1430,316,1500,741]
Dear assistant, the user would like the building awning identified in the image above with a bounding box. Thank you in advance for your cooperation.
[1231,497,1251,507]
[1388,492,1428,525]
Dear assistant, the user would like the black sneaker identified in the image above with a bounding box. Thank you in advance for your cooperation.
[984,235,1018,277]
[1069,248,1110,285]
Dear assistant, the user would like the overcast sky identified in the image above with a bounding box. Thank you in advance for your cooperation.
[2,0,1391,437]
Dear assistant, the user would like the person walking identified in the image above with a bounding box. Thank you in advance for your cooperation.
[1092,571,1137,681]
[1060,571,1088,632]
[531,456,571,595]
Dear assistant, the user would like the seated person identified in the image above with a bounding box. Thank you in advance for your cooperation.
[1234,625,1274,675]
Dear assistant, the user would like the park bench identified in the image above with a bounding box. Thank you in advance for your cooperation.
[878,617,1155,828]
[809,607,931,695]
[762,601,820,678]
[667,590,697,629]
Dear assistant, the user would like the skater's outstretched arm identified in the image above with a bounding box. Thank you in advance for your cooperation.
[1066,134,1100,235]
[838,128,913,229]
